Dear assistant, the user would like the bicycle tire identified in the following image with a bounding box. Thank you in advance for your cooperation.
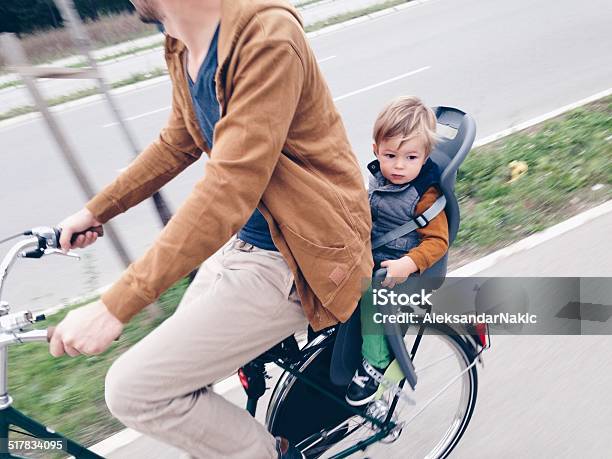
[266,323,479,459]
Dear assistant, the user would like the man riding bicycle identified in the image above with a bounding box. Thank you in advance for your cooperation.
[50,0,373,457]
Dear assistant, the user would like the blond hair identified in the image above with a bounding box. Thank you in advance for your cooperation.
[373,96,438,155]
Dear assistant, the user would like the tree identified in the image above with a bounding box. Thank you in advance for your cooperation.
[0,0,134,35]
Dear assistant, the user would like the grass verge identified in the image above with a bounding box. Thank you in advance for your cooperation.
[450,95,611,267]
[0,80,22,91]
[3,95,610,455]
[65,41,165,69]
[0,42,165,92]
[296,0,326,8]
[7,279,189,458]
[305,0,409,32]
[0,68,167,122]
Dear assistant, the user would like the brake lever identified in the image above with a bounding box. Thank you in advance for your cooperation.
[43,248,81,260]
[19,248,81,260]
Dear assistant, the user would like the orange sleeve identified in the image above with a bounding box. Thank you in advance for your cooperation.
[86,82,202,223]
[406,186,449,273]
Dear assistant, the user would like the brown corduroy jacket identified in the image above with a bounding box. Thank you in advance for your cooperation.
[86,0,374,330]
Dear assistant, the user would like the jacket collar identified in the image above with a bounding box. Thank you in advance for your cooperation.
[367,159,412,192]
[367,159,381,175]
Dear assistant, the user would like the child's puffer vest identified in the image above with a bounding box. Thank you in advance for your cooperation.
[367,158,442,270]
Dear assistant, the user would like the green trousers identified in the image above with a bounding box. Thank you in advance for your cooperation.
[360,284,393,369]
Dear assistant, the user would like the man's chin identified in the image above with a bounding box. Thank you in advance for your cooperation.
[138,15,161,24]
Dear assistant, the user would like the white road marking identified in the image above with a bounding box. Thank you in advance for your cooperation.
[449,199,612,277]
[103,105,171,128]
[101,56,336,128]
[474,87,612,147]
[0,75,171,131]
[83,428,143,457]
[318,55,336,64]
[333,66,431,102]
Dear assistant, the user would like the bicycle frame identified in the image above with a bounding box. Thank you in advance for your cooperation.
[243,305,486,459]
[0,405,103,459]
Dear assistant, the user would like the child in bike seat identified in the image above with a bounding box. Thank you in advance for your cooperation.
[346,96,450,406]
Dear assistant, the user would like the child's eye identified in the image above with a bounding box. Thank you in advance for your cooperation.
[384,153,395,159]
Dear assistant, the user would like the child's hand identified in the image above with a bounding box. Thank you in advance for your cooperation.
[380,256,419,288]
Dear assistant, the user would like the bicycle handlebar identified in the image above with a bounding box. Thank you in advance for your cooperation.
[22,225,103,250]
[0,225,105,348]
[0,328,49,348]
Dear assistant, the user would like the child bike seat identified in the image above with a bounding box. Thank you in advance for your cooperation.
[330,106,477,387]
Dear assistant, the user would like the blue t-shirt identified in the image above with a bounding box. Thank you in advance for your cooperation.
[186,25,220,149]
[186,24,278,251]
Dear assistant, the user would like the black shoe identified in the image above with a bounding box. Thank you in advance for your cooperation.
[276,436,305,458]
[345,359,386,407]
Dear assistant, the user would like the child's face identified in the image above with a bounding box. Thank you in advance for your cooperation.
[374,136,427,185]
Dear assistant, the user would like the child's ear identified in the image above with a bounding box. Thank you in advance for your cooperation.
[372,143,379,157]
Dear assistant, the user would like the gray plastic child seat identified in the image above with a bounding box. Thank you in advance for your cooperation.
[330,106,477,388]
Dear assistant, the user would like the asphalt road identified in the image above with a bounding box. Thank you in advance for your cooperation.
[0,0,610,457]
[453,210,612,459]
[1,0,610,311]
[0,0,385,112]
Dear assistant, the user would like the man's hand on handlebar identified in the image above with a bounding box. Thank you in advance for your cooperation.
[49,299,123,357]
[57,208,102,253]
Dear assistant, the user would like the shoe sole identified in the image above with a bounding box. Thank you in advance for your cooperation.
[345,392,377,407]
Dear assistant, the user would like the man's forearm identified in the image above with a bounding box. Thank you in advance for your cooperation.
[87,138,202,223]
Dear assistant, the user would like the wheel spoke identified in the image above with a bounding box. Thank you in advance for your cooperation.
[415,351,456,374]
[403,358,477,427]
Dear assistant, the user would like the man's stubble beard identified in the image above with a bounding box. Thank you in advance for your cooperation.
[133,0,163,24]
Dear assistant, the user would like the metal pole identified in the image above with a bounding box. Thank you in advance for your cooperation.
[0,348,7,399]
[0,33,132,268]
[54,0,174,226]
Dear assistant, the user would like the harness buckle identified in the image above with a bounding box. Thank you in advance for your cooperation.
[415,214,429,228]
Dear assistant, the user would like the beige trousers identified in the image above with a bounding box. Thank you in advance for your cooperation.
[105,237,308,458]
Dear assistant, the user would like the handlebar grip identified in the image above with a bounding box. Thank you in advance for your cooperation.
[46,325,120,345]
[70,226,104,244]
[54,226,104,247]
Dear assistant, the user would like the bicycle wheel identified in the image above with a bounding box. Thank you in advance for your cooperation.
[267,323,478,459]
[266,332,355,457]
